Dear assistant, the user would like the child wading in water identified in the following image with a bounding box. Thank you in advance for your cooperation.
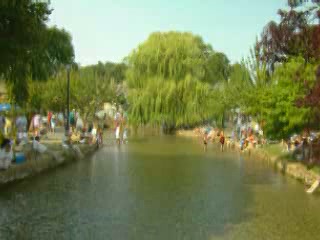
[220,131,225,152]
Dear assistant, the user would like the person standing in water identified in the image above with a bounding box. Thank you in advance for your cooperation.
[122,112,128,144]
[203,131,208,152]
[220,131,225,152]
[114,110,123,145]
[51,113,56,134]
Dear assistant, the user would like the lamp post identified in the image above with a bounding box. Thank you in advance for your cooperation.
[66,65,71,136]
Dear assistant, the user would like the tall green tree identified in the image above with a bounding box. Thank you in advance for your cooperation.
[204,52,230,85]
[224,62,253,110]
[258,6,320,71]
[127,31,214,85]
[28,66,121,120]
[288,0,320,8]
[0,0,74,105]
[126,32,222,128]
[81,61,127,84]
[0,0,51,104]
[30,26,75,81]
[247,57,317,139]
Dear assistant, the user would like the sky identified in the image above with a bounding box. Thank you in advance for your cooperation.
[48,0,288,66]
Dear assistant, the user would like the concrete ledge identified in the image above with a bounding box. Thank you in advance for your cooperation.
[247,148,320,187]
[176,129,320,190]
[0,144,97,186]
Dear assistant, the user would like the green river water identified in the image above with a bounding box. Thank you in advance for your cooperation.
[0,135,319,240]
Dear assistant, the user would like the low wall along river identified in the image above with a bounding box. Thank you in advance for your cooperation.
[0,144,97,186]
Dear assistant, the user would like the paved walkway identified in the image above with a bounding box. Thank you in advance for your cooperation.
[40,127,65,145]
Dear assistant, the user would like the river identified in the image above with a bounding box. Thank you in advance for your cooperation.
[0,135,319,240]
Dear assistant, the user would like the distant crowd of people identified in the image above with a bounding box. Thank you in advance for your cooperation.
[194,127,226,152]
[282,131,320,164]
[0,106,131,170]
[195,125,266,153]
[0,113,28,170]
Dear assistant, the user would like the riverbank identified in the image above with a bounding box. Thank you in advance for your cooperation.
[246,146,320,188]
[176,129,201,137]
[0,135,97,186]
[176,129,320,191]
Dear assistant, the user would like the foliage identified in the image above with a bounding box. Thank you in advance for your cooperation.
[204,52,230,85]
[0,0,51,75]
[28,65,125,120]
[30,26,75,81]
[288,0,320,8]
[0,0,51,104]
[246,41,270,86]
[246,58,317,139]
[258,8,320,71]
[127,31,219,85]
[299,66,320,107]
[82,61,127,84]
[0,0,74,104]
[126,31,228,128]
[127,75,215,128]
[223,62,253,110]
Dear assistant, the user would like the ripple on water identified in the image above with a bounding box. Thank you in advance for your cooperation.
[0,136,319,240]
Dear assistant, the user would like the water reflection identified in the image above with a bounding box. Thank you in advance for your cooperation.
[0,136,319,240]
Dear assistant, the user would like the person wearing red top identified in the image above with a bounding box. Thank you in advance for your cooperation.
[220,131,225,152]
[47,111,52,133]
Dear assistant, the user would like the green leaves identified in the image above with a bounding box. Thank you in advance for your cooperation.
[126,32,225,128]
[30,27,75,81]
[248,58,317,139]
[127,32,214,83]
[127,75,214,128]
[27,63,125,119]
[0,1,74,104]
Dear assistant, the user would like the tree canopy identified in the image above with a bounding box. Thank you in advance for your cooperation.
[288,0,320,8]
[82,61,127,84]
[0,0,74,104]
[127,32,221,85]
[30,26,75,81]
[28,62,127,120]
[258,8,320,71]
[126,32,226,128]
[255,58,316,139]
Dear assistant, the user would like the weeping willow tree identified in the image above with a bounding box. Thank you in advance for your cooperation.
[126,31,227,129]
[128,75,215,127]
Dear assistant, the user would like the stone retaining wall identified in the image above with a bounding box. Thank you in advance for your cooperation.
[0,145,97,186]
[247,148,320,187]
[176,130,320,189]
